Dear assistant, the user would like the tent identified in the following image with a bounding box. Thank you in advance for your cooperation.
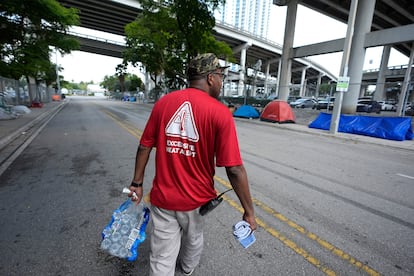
[260,100,295,123]
[309,112,413,141]
[233,105,260,119]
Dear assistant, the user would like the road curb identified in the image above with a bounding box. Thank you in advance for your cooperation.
[0,101,67,151]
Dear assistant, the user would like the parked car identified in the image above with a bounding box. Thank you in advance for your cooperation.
[288,96,301,102]
[378,101,396,111]
[289,98,317,108]
[405,106,414,116]
[267,94,278,100]
[356,100,381,113]
[314,97,335,110]
[395,102,413,112]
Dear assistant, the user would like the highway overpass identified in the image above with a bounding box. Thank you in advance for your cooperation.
[59,0,414,111]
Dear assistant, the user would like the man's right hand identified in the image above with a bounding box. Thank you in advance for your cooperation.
[129,186,143,204]
[243,213,257,231]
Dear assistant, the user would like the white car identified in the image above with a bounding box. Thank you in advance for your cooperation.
[378,101,396,111]
[289,98,317,108]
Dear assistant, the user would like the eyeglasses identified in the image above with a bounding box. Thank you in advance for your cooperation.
[210,72,226,80]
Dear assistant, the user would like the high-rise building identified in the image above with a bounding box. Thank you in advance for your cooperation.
[215,0,272,39]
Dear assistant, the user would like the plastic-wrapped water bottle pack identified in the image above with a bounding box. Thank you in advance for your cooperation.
[101,194,150,261]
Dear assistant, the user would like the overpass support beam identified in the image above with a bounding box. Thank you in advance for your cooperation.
[342,0,376,114]
[276,60,282,96]
[396,42,414,116]
[264,61,270,96]
[299,67,307,97]
[374,45,391,101]
[330,0,359,134]
[265,58,279,96]
[238,47,247,96]
[233,42,252,97]
[316,74,323,98]
[278,0,298,101]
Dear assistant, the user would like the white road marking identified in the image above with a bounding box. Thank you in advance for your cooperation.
[396,173,414,180]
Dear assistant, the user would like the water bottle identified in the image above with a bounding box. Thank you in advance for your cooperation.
[101,192,150,261]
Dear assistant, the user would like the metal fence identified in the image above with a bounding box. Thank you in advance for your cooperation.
[0,76,53,107]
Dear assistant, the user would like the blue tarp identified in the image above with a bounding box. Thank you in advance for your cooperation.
[308,112,413,141]
[233,105,260,119]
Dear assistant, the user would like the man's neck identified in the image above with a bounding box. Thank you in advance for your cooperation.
[189,84,208,93]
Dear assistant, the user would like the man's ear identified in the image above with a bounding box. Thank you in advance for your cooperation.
[206,74,213,86]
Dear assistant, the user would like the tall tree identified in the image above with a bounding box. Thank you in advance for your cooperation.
[172,0,226,57]
[101,73,144,95]
[128,74,144,92]
[124,0,233,92]
[124,0,179,89]
[115,63,128,92]
[43,62,63,91]
[101,75,120,93]
[0,0,79,102]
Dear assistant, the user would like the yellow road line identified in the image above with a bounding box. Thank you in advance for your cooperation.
[221,193,336,276]
[103,110,143,139]
[214,175,381,276]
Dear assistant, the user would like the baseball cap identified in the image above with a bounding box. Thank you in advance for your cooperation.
[187,53,229,80]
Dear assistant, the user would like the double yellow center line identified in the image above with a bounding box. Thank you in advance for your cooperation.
[214,175,380,276]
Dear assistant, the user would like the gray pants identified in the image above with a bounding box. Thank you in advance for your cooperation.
[149,205,204,276]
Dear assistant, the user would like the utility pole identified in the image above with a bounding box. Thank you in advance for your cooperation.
[55,47,61,95]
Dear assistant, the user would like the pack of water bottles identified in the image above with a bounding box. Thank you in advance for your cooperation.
[101,196,150,261]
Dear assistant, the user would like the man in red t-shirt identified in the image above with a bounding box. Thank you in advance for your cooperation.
[129,53,256,276]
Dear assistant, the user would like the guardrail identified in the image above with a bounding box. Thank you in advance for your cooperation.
[363,64,413,73]
[68,30,126,46]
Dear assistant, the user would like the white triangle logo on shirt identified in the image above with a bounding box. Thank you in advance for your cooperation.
[165,101,199,142]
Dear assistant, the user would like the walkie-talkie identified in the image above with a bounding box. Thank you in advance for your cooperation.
[199,188,233,216]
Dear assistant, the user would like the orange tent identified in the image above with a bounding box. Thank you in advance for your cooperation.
[260,100,295,123]
[52,94,61,101]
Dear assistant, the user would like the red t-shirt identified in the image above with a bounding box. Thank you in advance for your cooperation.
[140,88,243,211]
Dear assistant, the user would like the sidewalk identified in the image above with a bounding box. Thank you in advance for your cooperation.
[1,99,413,152]
[0,100,65,150]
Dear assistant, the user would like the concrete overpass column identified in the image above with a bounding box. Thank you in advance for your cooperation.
[330,0,359,134]
[397,42,414,116]
[374,45,391,101]
[359,86,366,98]
[238,47,247,96]
[315,74,322,98]
[299,67,307,97]
[342,0,376,113]
[276,60,282,97]
[278,0,298,101]
[264,61,270,96]
[223,61,231,97]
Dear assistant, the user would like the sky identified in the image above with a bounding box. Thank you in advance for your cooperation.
[52,3,409,84]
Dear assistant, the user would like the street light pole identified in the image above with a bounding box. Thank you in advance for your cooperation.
[55,47,61,95]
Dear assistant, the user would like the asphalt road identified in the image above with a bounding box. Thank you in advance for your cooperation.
[0,97,413,276]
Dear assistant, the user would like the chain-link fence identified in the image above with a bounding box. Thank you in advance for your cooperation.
[0,76,54,108]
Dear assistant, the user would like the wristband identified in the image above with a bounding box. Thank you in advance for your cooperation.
[130,181,143,187]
